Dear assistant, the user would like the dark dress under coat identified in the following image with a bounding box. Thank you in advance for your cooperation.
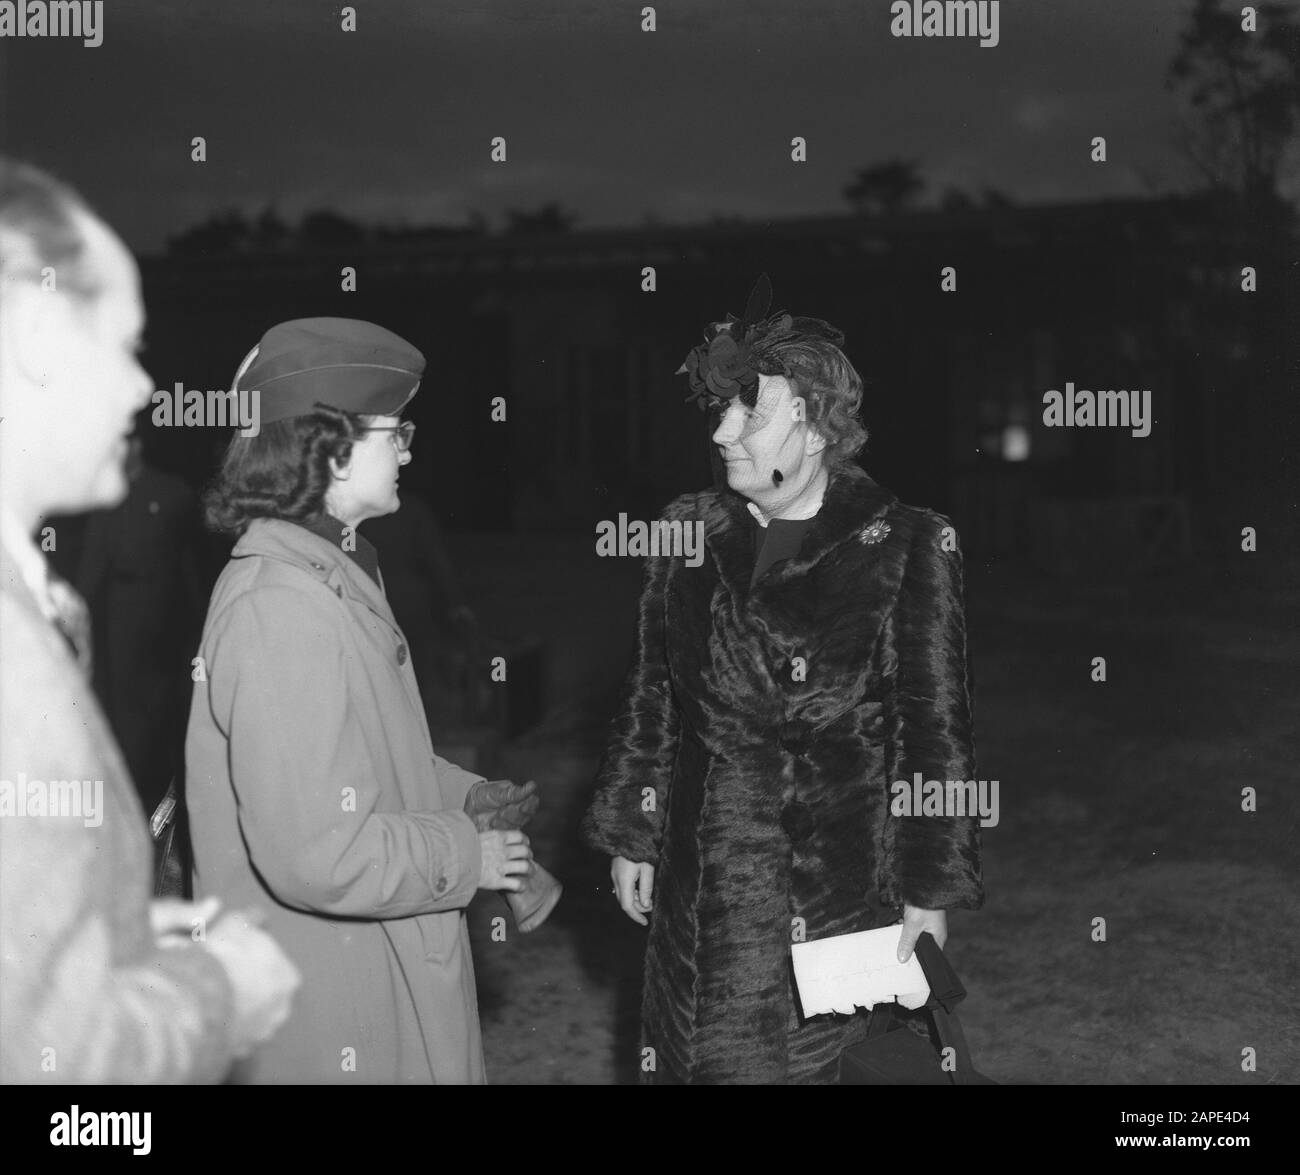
[582,463,984,1084]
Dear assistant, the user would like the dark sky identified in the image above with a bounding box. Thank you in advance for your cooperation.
[0,0,1248,254]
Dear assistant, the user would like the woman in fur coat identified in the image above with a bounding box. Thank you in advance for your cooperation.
[582,279,984,1084]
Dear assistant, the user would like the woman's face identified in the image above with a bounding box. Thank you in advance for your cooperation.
[711,374,821,501]
[327,414,411,526]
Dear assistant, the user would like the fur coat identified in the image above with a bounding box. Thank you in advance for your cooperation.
[582,464,984,1084]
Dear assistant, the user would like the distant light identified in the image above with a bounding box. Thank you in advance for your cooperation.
[1002,424,1030,461]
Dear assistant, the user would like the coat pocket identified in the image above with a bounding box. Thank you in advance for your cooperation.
[389,908,460,966]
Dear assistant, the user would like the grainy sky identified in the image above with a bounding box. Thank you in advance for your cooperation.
[0,0,1252,253]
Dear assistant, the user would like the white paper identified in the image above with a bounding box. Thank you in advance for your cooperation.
[791,924,931,1015]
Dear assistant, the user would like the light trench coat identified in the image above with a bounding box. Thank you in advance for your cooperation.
[1,534,235,1083]
[185,518,486,1084]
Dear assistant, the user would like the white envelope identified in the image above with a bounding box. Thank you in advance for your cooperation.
[791,924,931,1016]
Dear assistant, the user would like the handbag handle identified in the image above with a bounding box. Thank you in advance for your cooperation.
[915,931,978,1085]
[866,931,979,1086]
[927,1002,977,1086]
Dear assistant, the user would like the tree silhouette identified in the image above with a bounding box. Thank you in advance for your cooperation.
[166,209,253,255]
[503,200,577,235]
[1167,0,1300,209]
[843,158,925,215]
[374,222,485,242]
[165,205,497,255]
[979,187,1015,210]
[251,205,290,251]
[939,185,1016,213]
[299,209,367,247]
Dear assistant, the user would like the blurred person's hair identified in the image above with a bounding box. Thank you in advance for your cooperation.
[752,333,869,468]
[203,406,367,535]
[0,157,102,306]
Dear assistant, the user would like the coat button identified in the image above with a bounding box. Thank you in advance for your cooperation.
[778,718,812,755]
[780,801,814,842]
[396,642,408,665]
[435,876,448,894]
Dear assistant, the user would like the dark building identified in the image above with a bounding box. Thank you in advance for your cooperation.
[139,195,1293,570]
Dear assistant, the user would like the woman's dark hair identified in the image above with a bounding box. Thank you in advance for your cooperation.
[753,333,869,468]
[202,404,365,535]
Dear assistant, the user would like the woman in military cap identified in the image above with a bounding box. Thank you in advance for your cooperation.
[185,317,553,1083]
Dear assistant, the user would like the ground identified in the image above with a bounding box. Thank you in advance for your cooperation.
[446,529,1298,1085]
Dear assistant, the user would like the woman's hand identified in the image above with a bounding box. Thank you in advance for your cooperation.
[150,896,221,946]
[203,908,302,1059]
[897,904,947,962]
[612,856,654,926]
[478,830,534,892]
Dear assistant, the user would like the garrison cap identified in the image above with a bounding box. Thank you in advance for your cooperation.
[232,317,424,424]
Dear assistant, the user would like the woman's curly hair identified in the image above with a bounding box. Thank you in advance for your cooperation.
[203,404,366,536]
[752,333,869,468]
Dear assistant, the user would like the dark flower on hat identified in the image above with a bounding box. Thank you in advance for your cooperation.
[679,320,790,404]
[677,274,782,410]
[676,274,843,411]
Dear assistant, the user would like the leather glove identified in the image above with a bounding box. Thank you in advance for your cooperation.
[465,778,540,831]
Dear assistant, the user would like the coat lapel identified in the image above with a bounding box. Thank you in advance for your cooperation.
[696,487,755,603]
[699,467,903,688]
[755,464,898,587]
[700,464,899,600]
[235,519,401,633]
[233,518,433,752]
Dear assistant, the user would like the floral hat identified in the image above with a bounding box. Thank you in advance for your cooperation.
[676,273,845,411]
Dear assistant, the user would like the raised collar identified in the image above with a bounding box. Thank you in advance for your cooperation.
[697,464,898,601]
[296,512,381,587]
[232,517,396,628]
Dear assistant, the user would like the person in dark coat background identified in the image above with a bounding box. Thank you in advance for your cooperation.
[361,488,479,739]
[76,435,207,813]
[582,277,984,1084]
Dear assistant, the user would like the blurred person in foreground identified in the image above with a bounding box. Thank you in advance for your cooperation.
[583,277,984,1084]
[186,317,558,1084]
[0,157,299,1083]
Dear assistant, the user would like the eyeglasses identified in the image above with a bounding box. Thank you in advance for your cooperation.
[365,421,416,452]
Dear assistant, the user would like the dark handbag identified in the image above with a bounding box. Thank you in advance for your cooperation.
[840,931,995,1085]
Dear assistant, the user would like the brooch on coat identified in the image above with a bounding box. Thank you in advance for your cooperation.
[858,520,891,545]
